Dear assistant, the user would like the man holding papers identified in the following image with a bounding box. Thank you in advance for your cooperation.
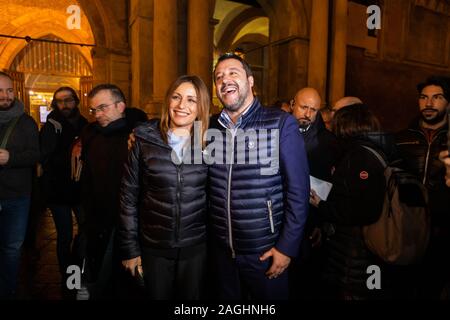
[289,88,339,299]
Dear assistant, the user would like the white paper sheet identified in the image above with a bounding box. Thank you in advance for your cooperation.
[310,176,333,201]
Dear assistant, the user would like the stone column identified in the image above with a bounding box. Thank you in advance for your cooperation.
[329,0,348,105]
[307,0,329,102]
[92,46,131,104]
[130,0,153,109]
[153,0,178,112]
[187,0,212,92]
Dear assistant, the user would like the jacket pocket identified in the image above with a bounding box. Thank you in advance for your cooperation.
[267,200,275,234]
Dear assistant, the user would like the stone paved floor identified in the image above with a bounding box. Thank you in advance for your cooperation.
[17,209,77,300]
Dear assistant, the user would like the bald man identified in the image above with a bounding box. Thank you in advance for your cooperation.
[291,88,322,132]
[290,88,338,181]
[331,96,363,117]
[289,87,339,299]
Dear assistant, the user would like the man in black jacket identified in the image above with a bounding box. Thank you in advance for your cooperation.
[395,76,450,298]
[0,71,39,298]
[289,87,339,299]
[79,84,146,299]
[40,87,88,283]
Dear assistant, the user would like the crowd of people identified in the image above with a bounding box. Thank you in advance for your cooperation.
[0,54,449,300]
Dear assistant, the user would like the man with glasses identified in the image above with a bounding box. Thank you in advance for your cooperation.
[39,87,88,297]
[395,76,450,298]
[78,84,146,299]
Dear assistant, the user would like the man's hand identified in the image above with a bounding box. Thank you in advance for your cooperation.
[72,139,82,159]
[122,256,142,277]
[439,150,450,187]
[0,149,10,166]
[309,189,322,208]
[260,247,291,279]
[127,132,136,151]
[310,227,322,248]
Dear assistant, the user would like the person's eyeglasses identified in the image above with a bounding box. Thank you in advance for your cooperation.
[89,101,121,115]
[55,97,75,105]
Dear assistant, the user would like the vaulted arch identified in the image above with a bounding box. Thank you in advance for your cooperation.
[217,7,266,53]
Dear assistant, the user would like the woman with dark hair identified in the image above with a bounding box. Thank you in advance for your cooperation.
[309,104,388,299]
[118,75,210,300]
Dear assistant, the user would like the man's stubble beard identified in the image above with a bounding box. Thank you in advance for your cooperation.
[421,108,447,125]
[0,99,14,111]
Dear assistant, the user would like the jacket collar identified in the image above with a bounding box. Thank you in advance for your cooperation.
[218,98,261,129]
[408,116,448,135]
[133,119,170,149]
[302,112,326,138]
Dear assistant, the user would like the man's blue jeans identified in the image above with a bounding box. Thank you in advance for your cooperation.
[0,197,30,298]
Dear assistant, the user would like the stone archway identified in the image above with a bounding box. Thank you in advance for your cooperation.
[77,0,108,48]
[77,0,131,102]
[256,0,311,103]
[0,0,95,71]
[0,1,98,121]
[213,0,310,104]
[217,7,267,54]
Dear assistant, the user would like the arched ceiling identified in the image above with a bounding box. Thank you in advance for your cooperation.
[0,0,94,69]
[232,17,269,45]
[214,0,269,53]
[214,0,268,48]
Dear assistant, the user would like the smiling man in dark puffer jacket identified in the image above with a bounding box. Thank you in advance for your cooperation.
[208,53,310,300]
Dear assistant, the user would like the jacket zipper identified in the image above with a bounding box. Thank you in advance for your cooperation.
[267,200,275,233]
[403,128,446,185]
[227,130,236,258]
[175,165,182,243]
[411,129,444,185]
[423,143,431,185]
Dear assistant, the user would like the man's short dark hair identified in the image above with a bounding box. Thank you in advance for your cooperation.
[417,76,450,101]
[213,53,253,80]
[88,84,126,104]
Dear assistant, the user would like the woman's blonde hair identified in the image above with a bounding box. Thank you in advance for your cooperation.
[160,75,210,148]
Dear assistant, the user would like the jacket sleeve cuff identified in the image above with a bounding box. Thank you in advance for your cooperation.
[275,238,299,258]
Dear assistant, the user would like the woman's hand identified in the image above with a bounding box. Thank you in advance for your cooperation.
[122,256,142,277]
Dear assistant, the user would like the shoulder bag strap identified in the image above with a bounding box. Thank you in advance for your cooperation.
[0,116,21,149]
[361,145,387,169]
